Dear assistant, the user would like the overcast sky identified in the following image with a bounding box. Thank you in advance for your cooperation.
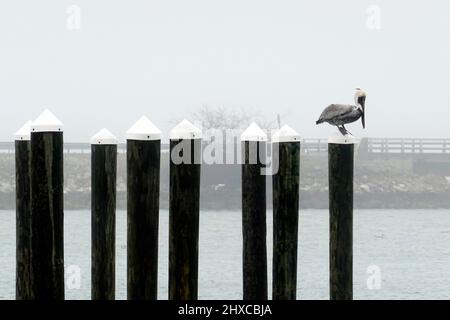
[1,0,449,141]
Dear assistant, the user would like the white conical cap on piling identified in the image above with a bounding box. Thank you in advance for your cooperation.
[241,122,267,142]
[31,109,63,133]
[90,128,118,145]
[328,129,360,144]
[14,120,32,141]
[272,124,300,143]
[170,119,202,140]
[126,116,162,141]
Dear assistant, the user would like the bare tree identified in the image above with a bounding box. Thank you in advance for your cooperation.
[190,105,278,131]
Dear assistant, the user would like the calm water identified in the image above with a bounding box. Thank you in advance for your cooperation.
[0,209,450,300]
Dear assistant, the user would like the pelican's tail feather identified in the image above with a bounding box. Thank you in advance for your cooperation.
[315,119,323,125]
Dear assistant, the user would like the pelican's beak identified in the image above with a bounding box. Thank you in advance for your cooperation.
[360,96,366,129]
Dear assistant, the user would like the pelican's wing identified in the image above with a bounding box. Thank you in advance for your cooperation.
[318,104,353,122]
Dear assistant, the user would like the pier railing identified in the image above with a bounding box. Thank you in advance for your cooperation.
[367,138,450,154]
[303,138,450,154]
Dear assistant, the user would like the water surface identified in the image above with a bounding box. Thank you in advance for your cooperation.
[0,209,448,300]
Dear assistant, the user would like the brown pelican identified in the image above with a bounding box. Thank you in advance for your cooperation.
[316,88,367,135]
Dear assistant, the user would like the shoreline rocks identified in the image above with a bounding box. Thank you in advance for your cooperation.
[0,153,449,210]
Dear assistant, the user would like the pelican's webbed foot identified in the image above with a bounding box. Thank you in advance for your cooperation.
[343,125,353,136]
[338,126,348,136]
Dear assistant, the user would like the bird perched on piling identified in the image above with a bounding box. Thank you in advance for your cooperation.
[316,88,367,135]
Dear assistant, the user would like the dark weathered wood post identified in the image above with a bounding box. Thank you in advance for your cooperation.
[15,120,32,300]
[272,125,301,300]
[126,116,161,300]
[241,122,267,300]
[91,128,118,300]
[169,119,202,300]
[328,132,357,300]
[30,110,64,300]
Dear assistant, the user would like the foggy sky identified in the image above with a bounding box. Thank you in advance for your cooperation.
[1,0,449,142]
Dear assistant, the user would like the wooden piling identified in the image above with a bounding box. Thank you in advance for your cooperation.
[241,123,268,300]
[15,121,32,300]
[126,117,161,300]
[91,129,118,300]
[168,120,202,300]
[328,132,357,300]
[29,110,64,300]
[272,125,301,300]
